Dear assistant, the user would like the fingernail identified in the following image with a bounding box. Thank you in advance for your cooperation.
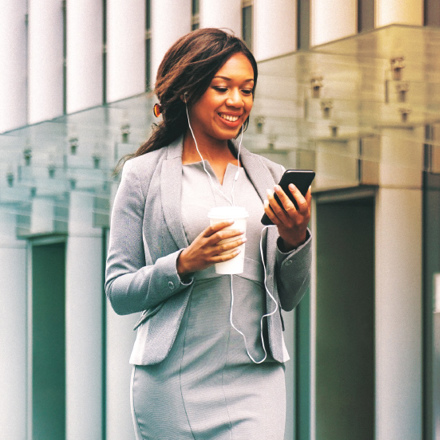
[267,189,274,197]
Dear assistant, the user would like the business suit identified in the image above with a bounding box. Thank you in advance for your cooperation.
[105,136,311,366]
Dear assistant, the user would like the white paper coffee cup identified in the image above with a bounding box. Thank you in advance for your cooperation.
[208,206,248,275]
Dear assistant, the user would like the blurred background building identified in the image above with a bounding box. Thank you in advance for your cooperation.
[1,0,440,439]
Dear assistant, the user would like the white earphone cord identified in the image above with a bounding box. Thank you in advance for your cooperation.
[186,104,278,364]
[186,104,242,206]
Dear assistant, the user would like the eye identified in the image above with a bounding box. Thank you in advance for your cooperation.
[213,86,228,93]
[241,89,254,96]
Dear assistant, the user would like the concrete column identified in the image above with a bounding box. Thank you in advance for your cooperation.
[66,191,103,440]
[283,311,295,440]
[30,197,55,235]
[66,0,103,113]
[0,0,27,132]
[375,0,423,27]
[310,0,357,46]
[375,128,423,440]
[28,0,64,124]
[106,305,138,440]
[253,0,297,61]
[106,0,146,102]
[150,0,191,90]
[0,212,27,440]
[105,182,138,440]
[199,0,241,37]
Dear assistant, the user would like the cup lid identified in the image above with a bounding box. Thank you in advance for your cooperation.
[208,206,249,219]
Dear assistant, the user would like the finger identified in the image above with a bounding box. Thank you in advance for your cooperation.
[305,186,312,205]
[211,247,242,263]
[204,220,234,237]
[211,226,245,244]
[216,236,247,254]
[263,199,281,225]
[288,184,309,214]
[267,188,290,223]
[274,185,298,216]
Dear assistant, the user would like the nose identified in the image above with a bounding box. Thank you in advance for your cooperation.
[226,88,243,107]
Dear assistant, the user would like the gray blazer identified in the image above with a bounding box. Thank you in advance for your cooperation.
[105,137,311,365]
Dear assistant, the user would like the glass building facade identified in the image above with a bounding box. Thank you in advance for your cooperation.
[1,1,440,439]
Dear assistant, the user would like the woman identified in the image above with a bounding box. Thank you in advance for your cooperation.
[105,28,312,440]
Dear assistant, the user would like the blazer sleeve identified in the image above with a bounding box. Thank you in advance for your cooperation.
[275,231,312,312]
[104,160,193,315]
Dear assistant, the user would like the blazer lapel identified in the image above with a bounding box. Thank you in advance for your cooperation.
[160,137,189,249]
[239,149,275,203]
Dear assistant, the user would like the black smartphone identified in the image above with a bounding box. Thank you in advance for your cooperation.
[261,169,315,225]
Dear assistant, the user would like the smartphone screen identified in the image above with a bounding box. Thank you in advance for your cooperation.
[261,169,315,225]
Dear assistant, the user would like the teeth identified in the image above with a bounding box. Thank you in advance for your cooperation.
[220,114,239,122]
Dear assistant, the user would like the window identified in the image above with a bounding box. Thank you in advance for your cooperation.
[358,0,374,32]
[62,0,67,113]
[103,0,107,103]
[192,0,200,30]
[297,0,310,50]
[146,0,152,90]
[242,0,253,49]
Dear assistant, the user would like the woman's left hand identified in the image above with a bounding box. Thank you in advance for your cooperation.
[263,184,312,251]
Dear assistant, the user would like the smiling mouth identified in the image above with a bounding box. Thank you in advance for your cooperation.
[219,113,240,122]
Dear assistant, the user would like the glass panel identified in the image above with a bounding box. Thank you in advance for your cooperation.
[3,25,440,234]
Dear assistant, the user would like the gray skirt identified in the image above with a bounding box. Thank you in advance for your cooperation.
[131,267,286,440]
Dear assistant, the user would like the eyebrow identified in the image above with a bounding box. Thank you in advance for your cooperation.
[212,76,255,83]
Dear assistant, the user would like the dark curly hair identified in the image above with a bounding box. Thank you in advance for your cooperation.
[134,28,258,157]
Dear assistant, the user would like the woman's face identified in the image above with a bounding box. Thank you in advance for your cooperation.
[187,52,255,145]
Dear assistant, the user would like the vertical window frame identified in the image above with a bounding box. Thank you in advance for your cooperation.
[146,0,152,90]
[242,0,253,50]
[192,0,200,31]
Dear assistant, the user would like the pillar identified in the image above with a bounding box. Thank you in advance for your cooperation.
[375,128,423,440]
[106,306,138,440]
[66,0,103,113]
[375,0,423,27]
[28,0,64,124]
[199,0,242,37]
[150,0,191,90]
[0,0,28,132]
[253,0,297,61]
[311,0,357,46]
[0,212,27,439]
[106,0,146,102]
[66,191,104,440]
[105,181,138,440]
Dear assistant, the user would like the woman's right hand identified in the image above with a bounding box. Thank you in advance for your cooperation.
[177,221,246,276]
